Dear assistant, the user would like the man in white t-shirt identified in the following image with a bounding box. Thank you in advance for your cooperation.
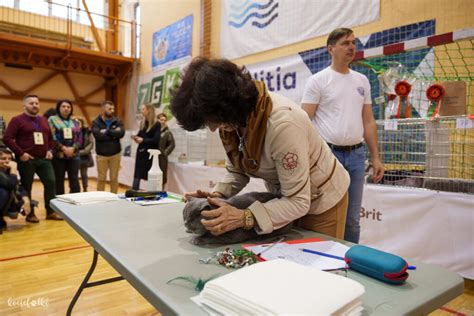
[301,28,384,243]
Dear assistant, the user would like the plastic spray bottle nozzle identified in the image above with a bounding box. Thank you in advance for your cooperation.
[148,149,161,159]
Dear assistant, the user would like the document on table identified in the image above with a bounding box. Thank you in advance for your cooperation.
[246,241,350,270]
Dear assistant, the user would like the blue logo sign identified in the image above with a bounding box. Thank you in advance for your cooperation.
[357,87,365,96]
[228,0,279,29]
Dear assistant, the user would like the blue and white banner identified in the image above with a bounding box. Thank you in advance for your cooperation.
[245,54,312,103]
[221,0,379,59]
[152,15,193,70]
[245,20,435,120]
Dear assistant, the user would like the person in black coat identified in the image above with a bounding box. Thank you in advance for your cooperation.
[132,104,161,190]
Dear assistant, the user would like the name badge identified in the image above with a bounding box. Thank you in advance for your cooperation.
[63,127,73,139]
[34,132,44,145]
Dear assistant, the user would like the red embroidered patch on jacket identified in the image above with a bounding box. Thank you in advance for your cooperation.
[282,152,298,170]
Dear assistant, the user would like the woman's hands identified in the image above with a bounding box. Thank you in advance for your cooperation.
[200,198,245,236]
[183,189,223,202]
[131,135,143,144]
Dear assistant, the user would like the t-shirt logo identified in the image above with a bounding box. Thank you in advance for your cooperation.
[357,87,365,96]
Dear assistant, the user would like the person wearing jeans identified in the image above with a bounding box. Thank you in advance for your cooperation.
[302,28,384,243]
[329,145,366,243]
[91,101,125,193]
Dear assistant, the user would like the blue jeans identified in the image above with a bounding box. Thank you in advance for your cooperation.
[331,146,365,243]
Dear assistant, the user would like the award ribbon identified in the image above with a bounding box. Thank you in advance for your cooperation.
[395,80,412,119]
[426,84,445,121]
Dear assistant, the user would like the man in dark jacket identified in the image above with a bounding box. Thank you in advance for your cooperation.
[0,148,31,233]
[91,101,125,193]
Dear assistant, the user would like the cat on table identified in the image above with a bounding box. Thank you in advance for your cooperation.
[183,192,292,245]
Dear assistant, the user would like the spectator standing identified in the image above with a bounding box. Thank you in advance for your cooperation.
[91,101,125,193]
[77,117,94,192]
[48,100,82,195]
[157,113,175,190]
[131,104,160,190]
[301,28,384,243]
[3,95,62,221]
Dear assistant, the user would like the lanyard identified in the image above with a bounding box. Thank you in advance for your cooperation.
[60,117,73,129]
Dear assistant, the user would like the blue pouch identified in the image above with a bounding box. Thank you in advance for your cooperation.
[344,245,409,285]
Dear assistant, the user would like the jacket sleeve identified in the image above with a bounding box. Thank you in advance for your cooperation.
[107,119,125,139]
[92,119,114,142]
[164,131,176,156]
[0,172,18,191]
[249,120,311,234]
[142,123,161,146]
[3,118,24,157]
[45,118,55,152]
[213,158,250,198]
[80,132,94,156]
[48,117,64,153]
[72,119,82,152]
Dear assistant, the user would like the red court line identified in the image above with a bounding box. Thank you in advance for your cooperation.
[439,306,467,316]
[0,245,91,262]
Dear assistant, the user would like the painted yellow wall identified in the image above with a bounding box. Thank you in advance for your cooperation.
[138,0,201,74]
[0,64,104,125]
[210,0,474,65]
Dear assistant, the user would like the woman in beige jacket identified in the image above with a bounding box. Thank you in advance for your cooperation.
[170,57,350,239]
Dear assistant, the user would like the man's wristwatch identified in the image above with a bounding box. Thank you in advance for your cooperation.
[242,209,255,230]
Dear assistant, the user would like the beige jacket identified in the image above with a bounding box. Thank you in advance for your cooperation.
[214,92,350,234]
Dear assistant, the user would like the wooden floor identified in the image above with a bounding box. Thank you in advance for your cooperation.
[0,180,473,315]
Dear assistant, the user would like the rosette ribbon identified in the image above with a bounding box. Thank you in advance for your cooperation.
[426,84,445,120]
[395,80,412,119]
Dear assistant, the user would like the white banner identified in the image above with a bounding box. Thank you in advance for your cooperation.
[221,0,380,59]
[245,53,312,103]
[361,184,474,279]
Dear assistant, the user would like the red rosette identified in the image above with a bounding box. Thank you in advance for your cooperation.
[426,84,445,102]
[395,80,412,96]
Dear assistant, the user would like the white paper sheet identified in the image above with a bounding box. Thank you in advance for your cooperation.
[246,241,349,270]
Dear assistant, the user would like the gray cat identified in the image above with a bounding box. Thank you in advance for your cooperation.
[183,192,293,245]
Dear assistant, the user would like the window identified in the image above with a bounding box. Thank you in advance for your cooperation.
[0,0,14,8]
[19,0,48,15]
[79,0,105,29]
[134,3,140,58]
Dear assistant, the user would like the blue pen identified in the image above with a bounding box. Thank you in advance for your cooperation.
[408,265,417,270]
[300,248,345,261]
[130,196,162,202]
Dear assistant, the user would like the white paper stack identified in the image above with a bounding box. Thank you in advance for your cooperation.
[56,191,120,205]
[194,259,364,316]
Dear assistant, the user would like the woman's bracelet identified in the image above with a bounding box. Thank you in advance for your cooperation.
[242,208,255,230]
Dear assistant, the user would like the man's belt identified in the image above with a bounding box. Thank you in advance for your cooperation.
[327,142,364,152]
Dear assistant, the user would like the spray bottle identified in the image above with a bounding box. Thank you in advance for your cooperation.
[147,149,163,191]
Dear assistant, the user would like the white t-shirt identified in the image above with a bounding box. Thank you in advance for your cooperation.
[301,67,372,146]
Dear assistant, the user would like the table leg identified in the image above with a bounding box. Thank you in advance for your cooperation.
[67,249,124,315]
